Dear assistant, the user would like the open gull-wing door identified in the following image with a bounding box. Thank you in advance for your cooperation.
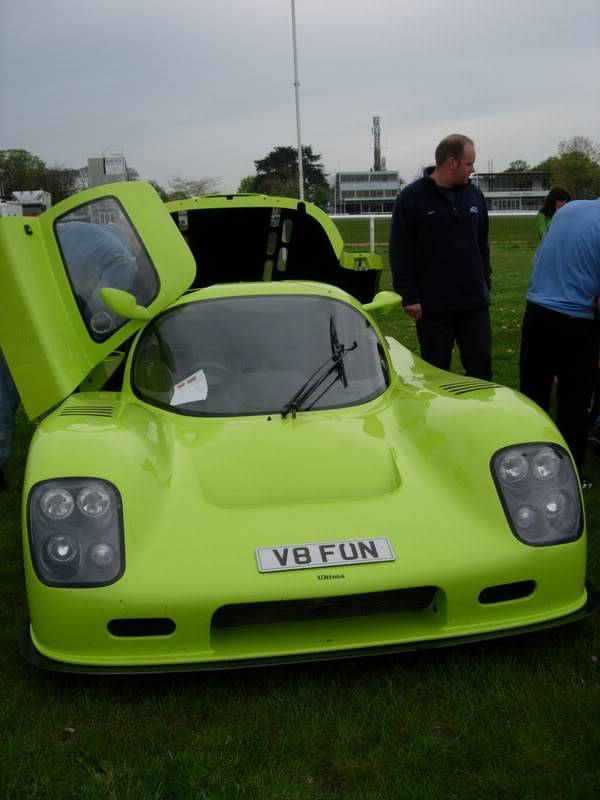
[0,181,195,419]
[166,194,383,303]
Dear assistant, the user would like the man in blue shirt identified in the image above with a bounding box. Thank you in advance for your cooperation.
[520,199,600,482]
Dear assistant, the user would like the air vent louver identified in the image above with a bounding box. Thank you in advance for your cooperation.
[439,381,502,396]
[59,405,116,418]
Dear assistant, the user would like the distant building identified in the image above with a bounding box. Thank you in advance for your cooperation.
[11,190,51,216]
[471,171,551,212]
[0,200,23,217]
[88,153,128,187]
[333,170,401,214]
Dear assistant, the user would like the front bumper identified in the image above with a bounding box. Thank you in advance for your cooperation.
[21,580,600,675]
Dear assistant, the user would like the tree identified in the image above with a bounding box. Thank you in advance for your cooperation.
[42,165,80,203]
[71,166,90,192]
[558,136,600,163]
[0,150,81,202]
[505,160,530,172]
[0,149,47,196]
[534,136,600,199]
[252,145,330,206]
[165,176,221,200]
[238,175,258,193]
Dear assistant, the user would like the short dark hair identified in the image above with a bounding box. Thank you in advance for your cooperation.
[435,134,474,167]
[540,187,571,219]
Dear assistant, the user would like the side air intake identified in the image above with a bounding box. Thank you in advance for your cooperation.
[439,381,502,396]
[59,405,116,418]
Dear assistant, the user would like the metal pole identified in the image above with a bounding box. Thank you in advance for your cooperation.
[333,174,337,214]
[290,0,304,201]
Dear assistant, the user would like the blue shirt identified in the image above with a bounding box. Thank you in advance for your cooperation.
[527,199,600,319]
[57,222,137,316]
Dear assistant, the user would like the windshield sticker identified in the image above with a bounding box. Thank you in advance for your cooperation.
[171,370,208,406]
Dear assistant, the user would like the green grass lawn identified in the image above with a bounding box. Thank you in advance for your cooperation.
[1,229,599,800]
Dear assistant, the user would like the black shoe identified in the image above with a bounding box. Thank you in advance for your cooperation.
[0,468,7,490]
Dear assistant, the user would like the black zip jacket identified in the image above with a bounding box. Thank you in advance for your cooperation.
[389,172,491,312]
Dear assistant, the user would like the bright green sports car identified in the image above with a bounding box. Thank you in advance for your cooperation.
[0,182,596,674]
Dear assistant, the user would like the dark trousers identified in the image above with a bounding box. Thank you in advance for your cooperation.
[416,306,492,380]
[519,301,599,473]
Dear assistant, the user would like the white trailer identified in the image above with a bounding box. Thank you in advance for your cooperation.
[0,200,23,216]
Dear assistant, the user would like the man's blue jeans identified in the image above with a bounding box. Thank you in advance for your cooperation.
[0,350,19,468]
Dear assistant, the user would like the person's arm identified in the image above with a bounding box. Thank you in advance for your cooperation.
[536,212,547,241]
[389,190,420,308]
[478,191,491,290]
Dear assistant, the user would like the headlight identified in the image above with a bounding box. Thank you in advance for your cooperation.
[492,444,582,545]
[40,488,75,520]
[44,534,80,574]
[531,447,561,480]
[77,484,112,518]
[28,479,124,586]
[497,451,528,484]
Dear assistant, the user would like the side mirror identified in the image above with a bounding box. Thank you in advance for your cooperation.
[362,291,402,316]
[100,288,150,320]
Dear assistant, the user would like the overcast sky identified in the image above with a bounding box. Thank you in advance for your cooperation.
[1,0,598,192]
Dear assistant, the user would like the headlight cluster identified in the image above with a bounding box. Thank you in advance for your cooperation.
[492,444,582,546]
[28,479,124,586]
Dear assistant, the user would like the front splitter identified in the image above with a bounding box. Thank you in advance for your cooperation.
[21,581,600,675]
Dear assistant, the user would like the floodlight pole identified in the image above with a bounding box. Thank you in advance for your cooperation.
[290,0,304,201]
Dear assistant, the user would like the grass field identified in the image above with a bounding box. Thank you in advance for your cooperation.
[1,225,599,800]
[333,214,539,250]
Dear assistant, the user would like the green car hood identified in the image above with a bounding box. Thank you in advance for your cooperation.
[179,414,400,508]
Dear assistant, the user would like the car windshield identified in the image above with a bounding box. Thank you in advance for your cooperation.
[132,294,389,416]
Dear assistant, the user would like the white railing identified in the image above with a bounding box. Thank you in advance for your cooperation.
[330,211,537,252]
[329,214,390,253]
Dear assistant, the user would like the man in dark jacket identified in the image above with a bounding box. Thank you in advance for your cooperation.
[389,134,492,379]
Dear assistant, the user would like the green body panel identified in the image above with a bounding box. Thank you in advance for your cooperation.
[21,281,590,669]
[0,182,195,419]
[78,351,126,392]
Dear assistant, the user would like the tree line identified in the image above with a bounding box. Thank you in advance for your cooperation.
[0,149,221,204]
[505,136,600,198]
[2,136,598,208]
[0,145,330,207]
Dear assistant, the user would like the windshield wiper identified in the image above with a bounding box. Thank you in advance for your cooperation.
[281,332,357,419]
[329,316,348,389]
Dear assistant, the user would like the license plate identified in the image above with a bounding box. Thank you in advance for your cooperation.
[256,537,395,573]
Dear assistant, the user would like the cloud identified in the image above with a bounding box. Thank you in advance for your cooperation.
[1,0,598,191]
